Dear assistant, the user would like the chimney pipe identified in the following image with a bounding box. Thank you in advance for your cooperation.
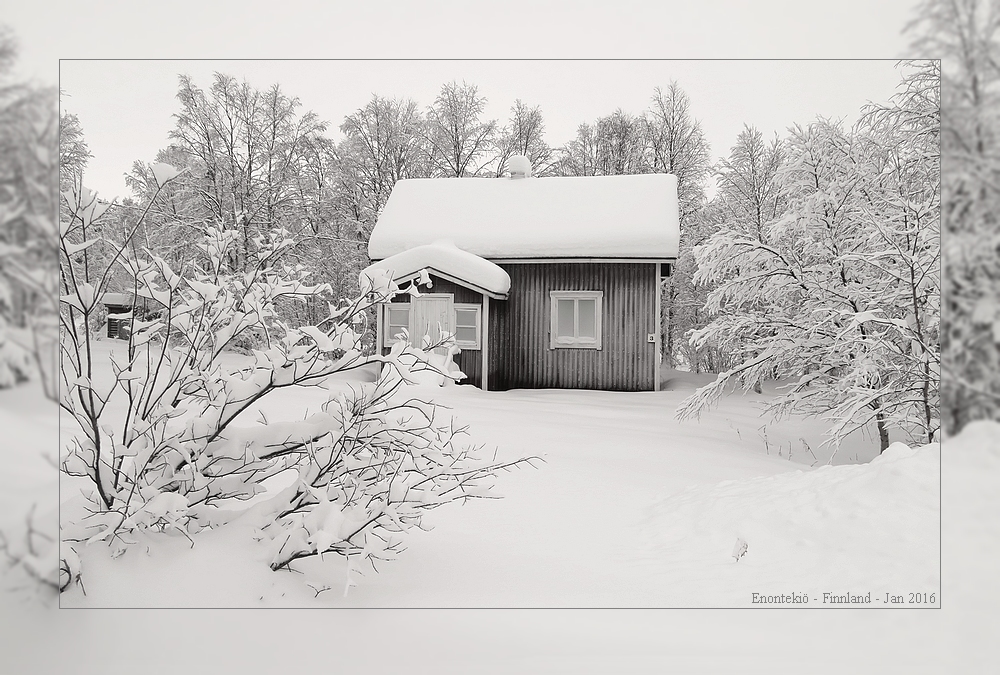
[506,154,531,179]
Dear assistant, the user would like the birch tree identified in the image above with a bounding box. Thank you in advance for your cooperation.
[338,95,428,228]
[595,110,649,175]
[715,125,786,240]
[678,63,940,454]
[645,83,713,369]
[557,110,650,177]
[126,73,372,329]
[646,83,712,221]
[856,61,941,447]
[164,73,329,273]
[556,121,601,176]
[688,126,786,375]
[424,81,496,177]
[493,99,555,177]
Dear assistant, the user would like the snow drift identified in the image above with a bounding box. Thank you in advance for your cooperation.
[641,439,939,606]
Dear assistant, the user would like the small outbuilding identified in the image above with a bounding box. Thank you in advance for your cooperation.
[102,293,134,339]
[100,292,165,340]
[362,158,680,392]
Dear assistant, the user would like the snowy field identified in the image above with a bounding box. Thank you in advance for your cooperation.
[0,374,59,599]
[4,342,997,672]
[42,340,937,608]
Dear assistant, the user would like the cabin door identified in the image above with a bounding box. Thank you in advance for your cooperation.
[410,294,454,353]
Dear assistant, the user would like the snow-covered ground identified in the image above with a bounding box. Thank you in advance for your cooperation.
[3,341,995,672]
[0,375,59,601]
[47,340,934,607]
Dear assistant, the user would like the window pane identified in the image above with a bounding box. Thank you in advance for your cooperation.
[387,306,409,343]
[456,326,477,343]
[578,299,596,339]
[388,307,409,326]
[456,309,477,328]
[557,299,575,337]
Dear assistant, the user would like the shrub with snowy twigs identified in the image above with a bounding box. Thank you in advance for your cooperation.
[58,164,536,594]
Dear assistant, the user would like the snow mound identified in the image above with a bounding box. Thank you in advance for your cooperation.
[362,240,511,298]
[660,368,718,391]
[641,440,940,604]
[380,346,465,388]
[946,421,1000,462]
[941,421,1000,655]
[506,154,531,177]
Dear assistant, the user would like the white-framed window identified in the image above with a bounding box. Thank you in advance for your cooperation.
[549,290,602,349]
[383,303,410,348]
[454,303,481,350]
[382,300,483,350]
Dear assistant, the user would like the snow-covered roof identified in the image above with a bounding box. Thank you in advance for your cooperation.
[100,291,168,308]
[368,173,680,260]
[101,292,133,306]
[361,240,511,299]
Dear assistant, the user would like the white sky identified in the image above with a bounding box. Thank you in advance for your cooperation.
[2,0,921,203]
[58,59,909,201]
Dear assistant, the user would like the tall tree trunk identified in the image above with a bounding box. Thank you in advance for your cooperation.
[663,281,676,369]
[876,407,890,453]
[922,361,934,443]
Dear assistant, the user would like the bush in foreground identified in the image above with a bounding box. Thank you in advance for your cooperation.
[58,165,535,595]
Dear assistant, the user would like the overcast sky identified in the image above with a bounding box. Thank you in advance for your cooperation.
[58,58,908,201]
[3,0,921,203]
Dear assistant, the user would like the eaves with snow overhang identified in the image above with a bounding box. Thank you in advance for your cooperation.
[99,292,168,308]
[361,240,511,300]
[368,172,680,261]
[100,292,134,307]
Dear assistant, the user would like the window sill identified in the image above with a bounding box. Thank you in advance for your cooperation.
[550,341,602,350]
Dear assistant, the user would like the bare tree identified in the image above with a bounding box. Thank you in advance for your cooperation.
[646,83,712,221]
[556,121,601,176]
[59,109,91,192]
[594,109,650,175]
[164,73,329,272]
[645,83,713,370]
[338,94,428,230]
[493,99,555,176]
[715,125,786,239]
[557,110,649,176]
[121,73,371,329]
[423,81,496,177]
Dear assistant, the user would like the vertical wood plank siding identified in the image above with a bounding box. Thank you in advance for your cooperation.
[488,263,657,391]
[383,275,483,388]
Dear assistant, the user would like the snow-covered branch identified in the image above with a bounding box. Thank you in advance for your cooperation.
[680,63,940,453]
[58,167,535,593]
